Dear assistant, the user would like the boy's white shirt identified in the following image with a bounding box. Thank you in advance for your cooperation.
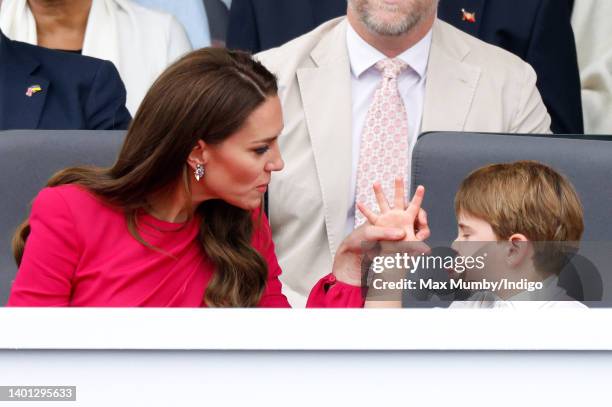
[449,276,588,309]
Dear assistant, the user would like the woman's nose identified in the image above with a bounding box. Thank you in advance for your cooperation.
[267,147,284,172]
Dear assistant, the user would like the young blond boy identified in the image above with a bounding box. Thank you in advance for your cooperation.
[449,160,586,308]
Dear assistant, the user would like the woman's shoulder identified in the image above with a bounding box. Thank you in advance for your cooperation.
[31,185,125,239]
[36,184,95,202]
[33,184,114,216]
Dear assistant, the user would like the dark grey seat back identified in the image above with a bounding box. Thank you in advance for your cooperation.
[411,132,612,241]
[0,130,126,303]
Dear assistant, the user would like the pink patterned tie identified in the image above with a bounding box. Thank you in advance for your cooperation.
[355,58,409,227]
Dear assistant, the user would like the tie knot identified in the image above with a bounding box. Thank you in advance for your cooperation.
[375,58,407,79]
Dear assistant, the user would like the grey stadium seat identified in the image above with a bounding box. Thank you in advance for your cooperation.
[0,130,126,304]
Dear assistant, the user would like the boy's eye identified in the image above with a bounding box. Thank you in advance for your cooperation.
[254,146,269,155]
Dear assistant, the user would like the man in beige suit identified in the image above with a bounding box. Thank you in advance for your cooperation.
[257,0,551,307]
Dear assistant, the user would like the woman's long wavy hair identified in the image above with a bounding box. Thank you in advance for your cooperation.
[12,48,278,307]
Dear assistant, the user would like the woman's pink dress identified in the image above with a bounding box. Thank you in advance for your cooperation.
[8,185,363,308]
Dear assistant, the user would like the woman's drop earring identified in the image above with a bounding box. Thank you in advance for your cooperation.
[194,164,205,182]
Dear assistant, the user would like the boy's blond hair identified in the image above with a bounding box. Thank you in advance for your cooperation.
[455,161,584,274]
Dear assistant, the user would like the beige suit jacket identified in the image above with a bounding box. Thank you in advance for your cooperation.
[257,17,551,307]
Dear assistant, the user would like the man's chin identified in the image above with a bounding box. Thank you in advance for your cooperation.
[365,16,413,36]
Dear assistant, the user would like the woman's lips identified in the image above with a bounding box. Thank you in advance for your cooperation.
[256,185,268,193]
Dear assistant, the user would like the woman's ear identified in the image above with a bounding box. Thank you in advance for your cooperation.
[506,234,531,268]
[187,140,209,171]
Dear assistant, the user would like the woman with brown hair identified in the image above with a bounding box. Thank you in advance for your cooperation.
[7,48,419,308]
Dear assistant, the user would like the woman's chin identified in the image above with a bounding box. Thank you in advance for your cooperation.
[247,197,263,211]
[233,197,262,211]
[218,190,263,211]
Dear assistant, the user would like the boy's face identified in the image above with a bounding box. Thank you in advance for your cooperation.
[454,212,498,243]
[452,212,507,281]
[452,211,535,287]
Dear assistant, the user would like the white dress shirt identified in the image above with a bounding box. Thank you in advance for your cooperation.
[344,22,433,237]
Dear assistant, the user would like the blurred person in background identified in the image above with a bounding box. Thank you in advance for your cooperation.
[0,0,192,115]
[572,0,612,135]
[0,27,131,130]
[132,0,211,49]
[203,0,230,47]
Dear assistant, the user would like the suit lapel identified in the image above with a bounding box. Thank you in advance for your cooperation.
[296,20,353,255]
[0,32,49,129]
[421,20,481,134]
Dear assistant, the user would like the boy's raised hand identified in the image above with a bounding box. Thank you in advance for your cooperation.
[357,178,430,242]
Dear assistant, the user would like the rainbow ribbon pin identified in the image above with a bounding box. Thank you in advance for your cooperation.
[25,84,42,97]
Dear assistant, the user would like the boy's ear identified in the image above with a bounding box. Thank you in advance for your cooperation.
[506,234,531,268]
[187,140,209,171]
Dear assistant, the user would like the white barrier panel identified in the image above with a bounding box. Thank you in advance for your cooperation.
[0,308,611,350]
[1,350,611,406]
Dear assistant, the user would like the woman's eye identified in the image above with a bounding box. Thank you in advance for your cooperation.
[254,146,269,155]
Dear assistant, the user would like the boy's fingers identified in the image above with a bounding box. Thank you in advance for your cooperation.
[357,202,378,225]
[393,177,406,210]
[414,207,430,240]
[407,185,425,216]
[417,208,428,228]
[415,222,431,241]
[410,185,425,207]
[373,182,391,213]
[416,230,430,241]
